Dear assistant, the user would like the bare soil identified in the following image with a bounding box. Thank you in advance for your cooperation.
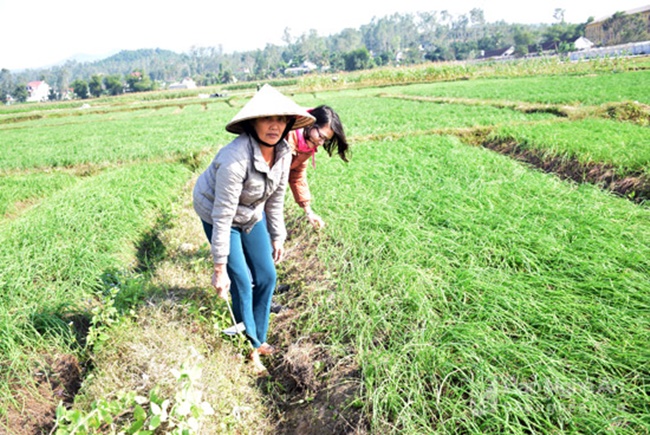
[4,354,82,434]
[263,215,369,434]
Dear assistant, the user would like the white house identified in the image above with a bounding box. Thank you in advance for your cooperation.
[285,61,317,75]
[478,46,515,60]
[573,37,594,51]
[168,77,197,90]
[26,81,50,102]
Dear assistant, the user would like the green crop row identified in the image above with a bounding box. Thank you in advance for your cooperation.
[298,134,649,433]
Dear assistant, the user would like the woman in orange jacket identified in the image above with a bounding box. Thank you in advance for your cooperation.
[286,105,350,229]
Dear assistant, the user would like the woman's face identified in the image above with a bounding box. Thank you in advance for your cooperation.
[252,116,289,144]
[306,123,334,149]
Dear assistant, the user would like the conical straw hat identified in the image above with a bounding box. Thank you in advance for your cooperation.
[226,84,315,134]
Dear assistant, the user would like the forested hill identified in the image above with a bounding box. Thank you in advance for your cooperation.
[87,48,185,80]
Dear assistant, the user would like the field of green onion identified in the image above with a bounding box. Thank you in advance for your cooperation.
[1,65,648,433]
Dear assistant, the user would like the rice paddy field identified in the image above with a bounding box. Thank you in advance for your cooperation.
[1,58,649,434]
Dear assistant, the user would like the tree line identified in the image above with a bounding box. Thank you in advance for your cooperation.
[1,7,645,103]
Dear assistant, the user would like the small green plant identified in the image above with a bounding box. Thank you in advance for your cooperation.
[85,287,120,351]
[53,348,214,434]
[86,270,149,350]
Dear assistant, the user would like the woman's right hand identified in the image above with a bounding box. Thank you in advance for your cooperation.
[212,263,230,301]
[307,212,325,230]
[304,207,325,230]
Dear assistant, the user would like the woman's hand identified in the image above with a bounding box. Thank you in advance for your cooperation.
[303,206,325,230]
[306,211,325,230]
[272,240,285,263]
[212,263,230,300]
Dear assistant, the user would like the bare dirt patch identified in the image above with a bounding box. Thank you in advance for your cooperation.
[4,354,82,434]
[262,215,369,434]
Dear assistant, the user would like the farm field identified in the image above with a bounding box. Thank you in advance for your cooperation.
[0,61,649,434]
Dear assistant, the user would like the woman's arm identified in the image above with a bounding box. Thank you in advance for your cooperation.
[289,155,325,229]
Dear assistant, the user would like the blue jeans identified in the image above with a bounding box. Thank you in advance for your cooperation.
[202,218,276,349]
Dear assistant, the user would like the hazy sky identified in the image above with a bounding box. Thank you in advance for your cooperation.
[1,0,645,70]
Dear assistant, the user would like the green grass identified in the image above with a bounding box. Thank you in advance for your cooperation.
[492,118,650,175]
[298,55,641,92]
[375,70,650,105]
[0,171,80,218]
[0,103,235,170]
[293,93,557,137]
[299,134,650,433]
[1,58,649,433]
[0,162,191,411]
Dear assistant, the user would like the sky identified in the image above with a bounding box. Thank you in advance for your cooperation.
[1,0,647,71]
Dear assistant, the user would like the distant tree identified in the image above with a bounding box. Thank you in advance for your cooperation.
[403,43,424,64]
[71,79,89,99]
[199,71,220,86]
[375,52,392,66]
[282,27,294,46]
[450,14,470,41]
[330,28,364,53]
[126,69,154,92]
[450,40,478,60]
[553,8,565,23]
[13,83,28,102]
[342,48,373,71]
[48,87,58,101]
[220,69,234,84]
[477,33,503,51]
[251,49,269,80]
[424,45,453,62]
[361,14,413,61]
[0,68,13,104]
[417,11,444,47]
[295,29,327,66]
[470,8,485,26]
[466,8,487,42]
[542,22,581,51]
[54,67,70,100]
[88,74,104,97]
[513,26,535,56]
[328,51,345,72]
[103,75,124,96]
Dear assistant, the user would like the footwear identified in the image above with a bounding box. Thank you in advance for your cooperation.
[258,343,276,356]
[248,350,268,375]
[270,302,284,314]
[276,284,291,294]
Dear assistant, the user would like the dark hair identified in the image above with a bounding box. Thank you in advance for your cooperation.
[306,105,349,162]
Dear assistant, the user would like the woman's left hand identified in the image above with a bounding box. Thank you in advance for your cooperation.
[272,240,284,263]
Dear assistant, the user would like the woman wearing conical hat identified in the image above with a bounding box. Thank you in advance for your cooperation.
[193,84,315,373]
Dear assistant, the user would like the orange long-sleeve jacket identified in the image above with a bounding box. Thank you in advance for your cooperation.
[287,129,317,209]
